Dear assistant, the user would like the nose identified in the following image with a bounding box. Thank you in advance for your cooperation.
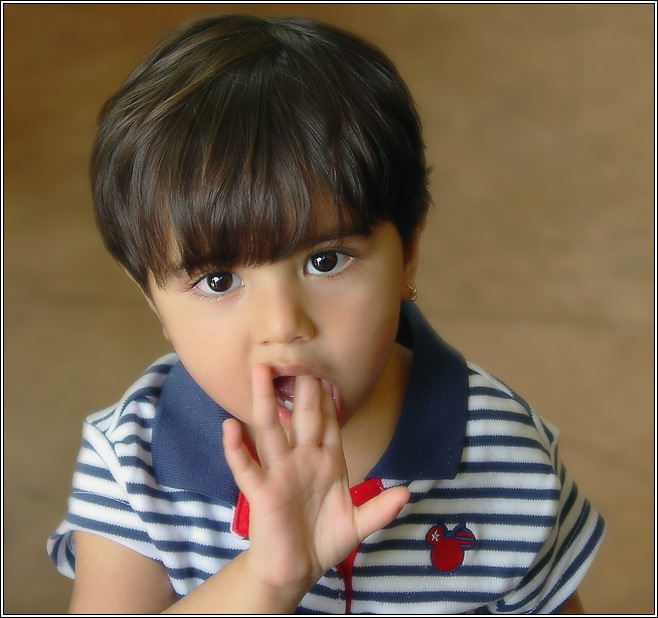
[252,279,315,345]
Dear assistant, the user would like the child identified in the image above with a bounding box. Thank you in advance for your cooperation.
[48,14,604,614]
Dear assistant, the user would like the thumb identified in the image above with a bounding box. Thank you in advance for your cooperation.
[354,485,410,542]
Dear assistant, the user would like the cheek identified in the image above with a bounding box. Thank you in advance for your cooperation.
[329,288,402,394]
[162,317,252,416]
[338,258,404,342]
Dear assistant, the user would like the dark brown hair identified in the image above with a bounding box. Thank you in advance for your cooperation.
[91,14,430,290]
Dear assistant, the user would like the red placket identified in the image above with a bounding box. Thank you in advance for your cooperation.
[231,477,386,614]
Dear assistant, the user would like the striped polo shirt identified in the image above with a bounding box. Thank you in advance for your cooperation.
[47,303,604,614]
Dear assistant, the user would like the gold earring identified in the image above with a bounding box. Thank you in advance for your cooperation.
[406,284,418,302]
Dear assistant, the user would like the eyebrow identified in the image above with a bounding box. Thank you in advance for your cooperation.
[304,226,368,247]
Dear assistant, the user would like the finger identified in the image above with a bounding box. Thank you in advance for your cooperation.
[222,418,264,495]
[290,375,324,447]
[251,364,290,465]
[319,381,342,450]
[354,485,410,542]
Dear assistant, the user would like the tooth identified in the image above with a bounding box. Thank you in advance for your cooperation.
[283,400,294,412]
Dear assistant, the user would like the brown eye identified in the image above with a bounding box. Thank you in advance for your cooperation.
[195,272,243,296]
[310,252,338,273]
[207,273,234,292]
[305,251,352,276]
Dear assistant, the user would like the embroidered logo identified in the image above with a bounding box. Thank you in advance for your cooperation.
[426,522,476,572]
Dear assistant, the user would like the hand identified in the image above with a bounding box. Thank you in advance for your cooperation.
[222,364,410,600]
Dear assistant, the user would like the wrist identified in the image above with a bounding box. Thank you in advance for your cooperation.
[241,548,313,611]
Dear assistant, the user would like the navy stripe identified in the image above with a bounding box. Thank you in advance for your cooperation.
[482,384,535,418]
[459,461,555,475]
[352,588,501,604]
[156,539,239,560]
[125,482,229,505]
[359,537,544,554]
[307,579,345,597]
[139,510,233,533]
[48,534,66,564]
[353,564,527,579]
[98,412,153,431]
[144,362,175,376]
[112,411,154,430]
[542,420,556,443]
[91,407,118,426]
[465,434,549,455]
[388,511,557,529]
[556,500,590,566]
[116,434,152,451]
[166,565,214,582]
[419,485,561,502]
[119,386,162,406]
[294,607,331,615]
[469,385,516,399]
[468,409,534,426]
[71,491,132,512]
[67,513,151,544]
[558,480,579,528]
[65,535,75,569]
[117,455,154,474]
[75,461,115,483]
[476,538,545,553]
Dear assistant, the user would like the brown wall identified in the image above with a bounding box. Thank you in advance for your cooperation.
[4,4,654,613]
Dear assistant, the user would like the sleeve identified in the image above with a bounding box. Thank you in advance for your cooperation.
[46,417,160,578]
[481,414,606,614]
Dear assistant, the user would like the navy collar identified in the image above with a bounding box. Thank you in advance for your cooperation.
[152,302,469,504]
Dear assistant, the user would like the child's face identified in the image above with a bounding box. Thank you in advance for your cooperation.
[146,221,418,433]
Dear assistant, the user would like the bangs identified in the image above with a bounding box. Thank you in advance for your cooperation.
[164,168,367,283]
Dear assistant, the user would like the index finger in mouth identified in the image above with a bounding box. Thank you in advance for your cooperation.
[251,364,290,464]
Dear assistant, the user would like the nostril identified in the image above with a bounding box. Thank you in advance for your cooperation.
[255,295,315,345]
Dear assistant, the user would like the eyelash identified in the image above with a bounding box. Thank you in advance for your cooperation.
[189,247,357,301]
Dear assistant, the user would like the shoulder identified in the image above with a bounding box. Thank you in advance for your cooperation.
[84,353,179,442]
[76,353,179,486]
[405,361,564,530]
[465,361,559,455]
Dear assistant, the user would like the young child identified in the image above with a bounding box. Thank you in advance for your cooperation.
[48,14,604,614]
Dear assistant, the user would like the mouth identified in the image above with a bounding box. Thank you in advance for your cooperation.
[273,376,296,412]
[272,375,342,422]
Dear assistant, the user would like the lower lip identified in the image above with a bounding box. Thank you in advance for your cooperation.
[277,403,293,428]
[275,389,342,428]
[331,386,342,423]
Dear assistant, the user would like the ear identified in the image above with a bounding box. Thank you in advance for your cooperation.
[123,268,171,342]
[401,220,425,295]
[142,290,171,343]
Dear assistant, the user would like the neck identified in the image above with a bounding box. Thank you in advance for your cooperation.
[340,342,412,485]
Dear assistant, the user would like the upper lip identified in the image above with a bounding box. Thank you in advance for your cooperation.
[268,364,327,381]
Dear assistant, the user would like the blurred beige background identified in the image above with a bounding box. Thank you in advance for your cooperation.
[3,3,654,614]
